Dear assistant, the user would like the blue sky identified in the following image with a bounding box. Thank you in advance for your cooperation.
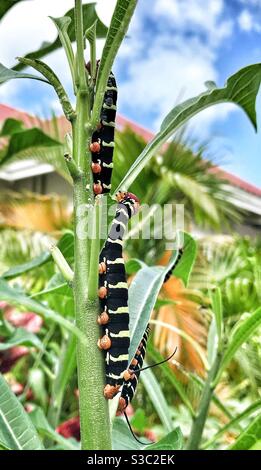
[0,0,260,186]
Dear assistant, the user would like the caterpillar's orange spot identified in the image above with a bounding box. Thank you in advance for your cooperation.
[97,311,109,325]
[103,384,120,399]
[117,397,127,412]
[90,142,101,153]
[92,162,101,174]
[99,262,106,274]
[123,369,135,381]
[97,335,111,350]
[98,286,107,298]
[131,358,138,367]
[93,183,103,195]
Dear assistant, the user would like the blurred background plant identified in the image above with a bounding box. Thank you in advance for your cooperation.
[0,109,260,450]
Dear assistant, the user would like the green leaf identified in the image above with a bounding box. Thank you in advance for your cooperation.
[125,258,146,275]
[213,306,261,386]
[209,287,223,349]
[128,232,195,361]
[28,369,48,410]
[0,328,43,351]
[230,414,261,450]
[147,344,195,416]
[116,64,261,191]
[170,232,197,286]
[171,174,220,225]
[2,251,51,280]
[203,400,261,449]
[0,0,25,20]
[0,373,43,450]
[0,62,49,85]
[29,407,79,450]
[92,0,137,126]
[207,318,218,368]
[16,57,75,122]
[140,367,173,433]
[0,127,62,167]
[112,417,144,450]
[0,118,25,136]
[0,279,86,345]
[12,3,107,71]
[2,231,74,280]
[147,427,183,450]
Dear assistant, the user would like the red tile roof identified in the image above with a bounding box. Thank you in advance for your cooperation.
[0,103,260,197]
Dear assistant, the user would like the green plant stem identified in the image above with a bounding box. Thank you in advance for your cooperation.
[75,0,88,95]
[50,244,74,282]
[186,353,222,450]
[47,334,77,430]
[88,196,101,300]
[73,0,111,450]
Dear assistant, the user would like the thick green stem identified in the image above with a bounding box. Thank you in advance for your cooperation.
[186,353,222,450]
[72,0,111,449]
[75,0,88,95]
[88,196,101,300]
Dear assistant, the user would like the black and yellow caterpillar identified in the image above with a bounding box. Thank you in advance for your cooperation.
[90,70,117,195]
[97,191,140,399]
[117,247,184,413]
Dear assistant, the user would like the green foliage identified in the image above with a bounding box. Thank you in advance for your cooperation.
[116,64,261,192]
[0,118,25,136]
[209,287,223,351]
[0,327,44,351]
[0,373,43,450]
[213,307,261,386]
[0,127,62,168]
[147,427,183,450]
[0,1,25,20]
[230,414,261,450]
[92,0,138,128]
[12,3,108,72]
[30,407,79,450]
[0,0,260,453]
[0,279,85,344]
[0,62,49,85]
[140,367,173,433]
[128,232,196,361]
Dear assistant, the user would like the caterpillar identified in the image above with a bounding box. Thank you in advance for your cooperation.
[90,69,117,196]
[117,246,184,413]
[97,191,140,399]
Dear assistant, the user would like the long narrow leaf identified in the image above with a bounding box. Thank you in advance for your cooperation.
[116,64,261,191]
[93,0,137,126]
[140,367,173,433]
[0,279,86,345]
[0,374,43,450]
[213,306,261,386]
[202,401,261,449]
[209,287,223,349]
[147,427,183,450]
[0,63,49,85]
[128,232,196,362]
[230,414,261,450]
[147,344,195,416]
[12,3,107,71]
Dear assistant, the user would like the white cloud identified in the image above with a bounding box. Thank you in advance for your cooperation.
[238,8,261,32]
[153,0,233,46]
[116,0,236,137]
[238,9,253,31]
[0,0,116,114]
[118,36,236,137]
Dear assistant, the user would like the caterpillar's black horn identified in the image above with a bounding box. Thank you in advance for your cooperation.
[133,347,178,374]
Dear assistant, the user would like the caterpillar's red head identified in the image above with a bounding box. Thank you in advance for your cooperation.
[116,191,140,213]
[103,384,121,399]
